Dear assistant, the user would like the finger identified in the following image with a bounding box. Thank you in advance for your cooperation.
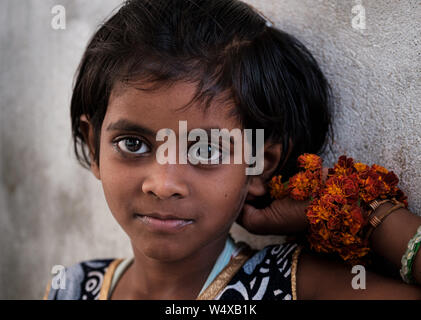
[239,203,280,235]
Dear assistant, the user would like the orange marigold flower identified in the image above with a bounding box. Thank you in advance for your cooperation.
[307,198,334,222]
[288,171,317,200]
[297,153,323,172]
[383,171,399,188]
[327,215,342,230]
[268,175,289,199]
[372,164,388,175]
[305,171,323,197]
[354,162,369,173]
[318,194,347,214]
[341,233,356,246]
[317,223,330,241]
[349,206,364,234]
[358,169,392,203]
[324,175,359,203]
[331,155,356,177]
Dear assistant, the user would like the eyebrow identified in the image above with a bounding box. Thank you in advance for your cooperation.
[106,119,235,144]
[106,119,155,136]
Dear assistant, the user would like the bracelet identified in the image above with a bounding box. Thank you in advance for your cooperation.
[291,245,303,300]
[367,199,395,217]
[364,201,405,241]
[400,225,421,284]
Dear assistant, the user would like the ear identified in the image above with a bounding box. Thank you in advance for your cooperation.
[79,115,101,180]
[246,141,284,200]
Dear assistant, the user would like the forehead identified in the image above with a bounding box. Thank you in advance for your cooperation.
[104,81,240,132]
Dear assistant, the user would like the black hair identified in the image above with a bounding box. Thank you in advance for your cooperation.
[71,0,333,183]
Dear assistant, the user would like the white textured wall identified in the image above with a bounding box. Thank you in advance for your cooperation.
[0,0,420,299]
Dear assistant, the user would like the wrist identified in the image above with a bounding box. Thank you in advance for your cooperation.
[368,202,421,275]
[367,202,396,246]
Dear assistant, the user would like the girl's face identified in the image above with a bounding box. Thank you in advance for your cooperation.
[93,81,253,262]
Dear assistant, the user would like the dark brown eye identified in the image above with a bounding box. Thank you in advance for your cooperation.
[188,143,221,164]
[117,137,150,154]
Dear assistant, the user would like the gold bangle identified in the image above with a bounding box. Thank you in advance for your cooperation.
[291,245,303,301]
[367,199,395,217]
[365,201,405,241]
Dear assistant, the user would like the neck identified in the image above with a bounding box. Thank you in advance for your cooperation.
[127,233,228,299]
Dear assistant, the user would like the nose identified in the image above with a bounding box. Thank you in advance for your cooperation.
[142,163,190,200]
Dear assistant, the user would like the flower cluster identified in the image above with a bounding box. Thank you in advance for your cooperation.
[268,154,408,265]
[269,154,323,201]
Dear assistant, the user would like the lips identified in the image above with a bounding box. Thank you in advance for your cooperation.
[138,212,193,221]
[134,212,194,233]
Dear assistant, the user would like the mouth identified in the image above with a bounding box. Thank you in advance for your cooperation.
[134,213,194,233]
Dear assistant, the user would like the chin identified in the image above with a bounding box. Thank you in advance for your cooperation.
[136,238,194,262]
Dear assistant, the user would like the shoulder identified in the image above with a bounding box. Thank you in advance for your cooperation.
[217,242,300,300]
[44,258,119,300]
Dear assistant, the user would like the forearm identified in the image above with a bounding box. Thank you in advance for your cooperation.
[297,249,421,300]
[370,203,421,285]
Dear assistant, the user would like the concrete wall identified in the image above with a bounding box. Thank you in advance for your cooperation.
[0,0,420,299]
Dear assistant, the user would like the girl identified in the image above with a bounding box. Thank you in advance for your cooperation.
[44,0,421,300]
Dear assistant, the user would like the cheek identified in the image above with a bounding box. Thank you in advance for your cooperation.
[99,151,139,219]
[199,166,249,222]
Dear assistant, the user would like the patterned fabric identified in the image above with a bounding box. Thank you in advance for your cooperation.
[216,242,297,300]
[47,259,114,300]
[45,242,298,300]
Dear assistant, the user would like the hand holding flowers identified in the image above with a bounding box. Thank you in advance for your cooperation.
[268,154,408,265]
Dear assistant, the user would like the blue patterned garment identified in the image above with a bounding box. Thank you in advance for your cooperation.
[45,242,298,300]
